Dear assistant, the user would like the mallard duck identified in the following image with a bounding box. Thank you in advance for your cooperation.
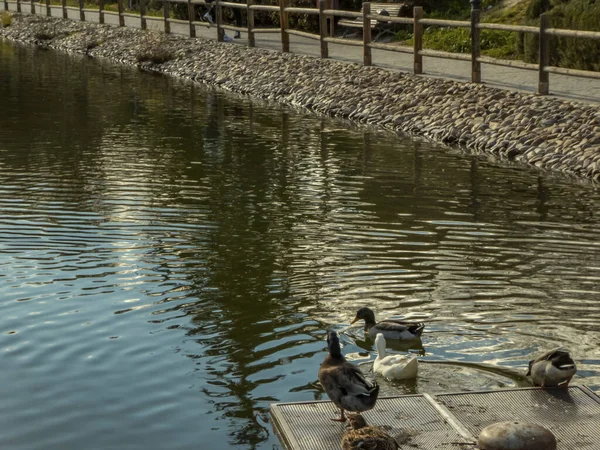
[351,307,424,341]
[526,348,577,387]
[373,333,418,380]
[318,331,379,422]
[341,414,399,450]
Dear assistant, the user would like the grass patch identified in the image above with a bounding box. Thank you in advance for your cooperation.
[393,0,528,59]
[64,0,99,9]
[136,42,174,64]
[396,26,517,59]
[1,11,12,27]
[483,0,529,24]
[423,27,471,53]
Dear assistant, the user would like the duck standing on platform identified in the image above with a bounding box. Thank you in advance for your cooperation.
[318,331,380,422]
[351,307,425,341]
[527,348,577,387]
[373,333,418,380]
[341,414,399,450]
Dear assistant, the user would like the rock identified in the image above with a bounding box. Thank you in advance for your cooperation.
[478,421,557,450]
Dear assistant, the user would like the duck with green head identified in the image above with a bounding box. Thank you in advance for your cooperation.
[351,307,425,341]
[527,348,577,388]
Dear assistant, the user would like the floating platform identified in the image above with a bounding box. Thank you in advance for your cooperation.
[270,386,600,449]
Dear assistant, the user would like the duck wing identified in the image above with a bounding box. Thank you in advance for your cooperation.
[336,363,377,396]
[379,354,416,366]
[377,320,424,334]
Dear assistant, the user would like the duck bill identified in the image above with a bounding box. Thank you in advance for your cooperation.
[350,317,359,325]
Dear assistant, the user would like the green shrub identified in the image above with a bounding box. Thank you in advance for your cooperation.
[136,42,174,64]
[416,26,515,58]
[1,11,11,27]
[422,27,471,53]
[484,0,529,24]
[520,0,600,71]
[35,31,55,41]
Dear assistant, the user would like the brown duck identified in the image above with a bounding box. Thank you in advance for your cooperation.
[318,331,379,422]
[341,414,399,450]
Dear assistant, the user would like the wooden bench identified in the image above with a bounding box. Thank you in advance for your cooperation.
[338,2,405,42]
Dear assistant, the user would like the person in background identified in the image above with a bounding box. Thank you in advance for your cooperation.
[203,0,242,40]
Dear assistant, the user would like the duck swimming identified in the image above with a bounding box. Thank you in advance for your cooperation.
[527,348,577,387]
[341,414,399,450]
[351,307,425,341]
[373,333,418,380]
[318,331,379,422]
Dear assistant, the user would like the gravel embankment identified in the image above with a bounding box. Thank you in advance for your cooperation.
[2,13,599,181]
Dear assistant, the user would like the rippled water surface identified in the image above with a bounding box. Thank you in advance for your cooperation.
[1,41,600,450]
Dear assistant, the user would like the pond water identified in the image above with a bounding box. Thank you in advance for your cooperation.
[1,40,599,450]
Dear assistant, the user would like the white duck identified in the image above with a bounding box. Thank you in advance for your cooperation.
[373,333,418,380]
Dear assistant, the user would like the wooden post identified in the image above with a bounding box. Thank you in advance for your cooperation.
[319,0,328,58]
[538,13,549,95]
[279,0,289,52]
[17,0,21,14]
[470,8,481,82]
[413,6,422,74]
[328,0,334,37]
[117,0,124,26]
[4,0,8,12]
[216,0,224,41]
[163,0,170,33]
[79,0,84,21]
[362,2,371,66]
[140,0,147,29]
[45,0,50,16]
[30,0,35,14]
[188,0,196,37]
[99,0,104,24]
[247,0,255,47]
[61,0,66,18]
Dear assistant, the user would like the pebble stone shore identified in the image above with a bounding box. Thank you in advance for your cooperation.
[2,13,599,181]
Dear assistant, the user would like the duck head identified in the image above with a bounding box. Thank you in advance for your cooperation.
[351,307,376,325]
[374,333,387,359]
[326,330,343,358]
[550,350,576,370]
[347,414,368,430]
[526,359,534,377]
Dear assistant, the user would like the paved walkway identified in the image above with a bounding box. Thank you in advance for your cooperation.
[9,3,600,104]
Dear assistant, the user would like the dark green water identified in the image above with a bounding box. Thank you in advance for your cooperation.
[1,40,599,450]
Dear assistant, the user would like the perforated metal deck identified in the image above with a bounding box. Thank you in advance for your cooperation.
[436,386,600,450]
[270,386,600,450]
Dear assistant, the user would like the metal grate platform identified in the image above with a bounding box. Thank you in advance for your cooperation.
[436,386,600,450]
[270,386,600,450]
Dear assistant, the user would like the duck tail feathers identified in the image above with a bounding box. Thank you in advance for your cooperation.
[370,382,380,396]
[411,323,425,336]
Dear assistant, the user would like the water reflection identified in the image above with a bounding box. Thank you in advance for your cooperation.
[0,40,599,450]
